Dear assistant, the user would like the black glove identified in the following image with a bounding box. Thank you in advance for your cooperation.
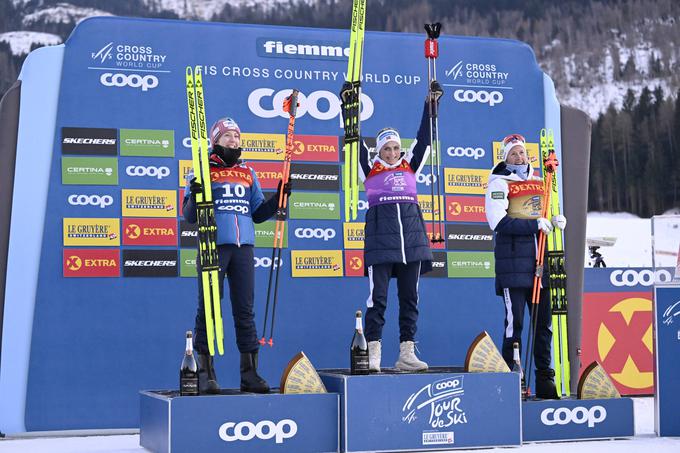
[428,80,444,104]
[189,177,203,197]
[339,81,354,106]
[277,180,292,198]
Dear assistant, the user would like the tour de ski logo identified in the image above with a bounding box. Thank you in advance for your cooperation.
[401,375,468,439]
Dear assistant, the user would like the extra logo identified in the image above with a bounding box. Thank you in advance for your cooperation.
[123,218,177,246]
[610,269,673,287]
[453,89,503,106]
[344,250,364,277]
[540,406,607,428]
[446,146,485,160]
[68,194,113,208]
[446,196,486,223]
[219,419,297,444]
[292,135,339,162]
[294,227,336,241]
[63,249,120,277]
[100,73,159,91]
[125,165,170,179]
[402,376,468,429]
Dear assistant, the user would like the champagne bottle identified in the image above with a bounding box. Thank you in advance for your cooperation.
[350,310,369,375]
[511,342,527,397]
[180,331,199,396]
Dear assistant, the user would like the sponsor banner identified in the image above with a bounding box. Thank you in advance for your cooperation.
[292,222,340,247]
[446,224,494,251]
[447,252,495,278]
[446,196,487,222]
[292,134,339,162]
[240,132,285,160]
[343,222,365,249]
[122,249,178,277]
[425,223,445,249]
[61,127,117,155]
[63,218,120,246]
[344,250,365,277]
[581,291,653,395]
[654,286,680,436]
[254,221,288,248]
[62,157,119,185]
[122,189,177,217]
[63,248,120,277]
[179,219,197,247]
[120,129,174,157]
[122,218,177,246]
[444,168,488,195]
[492,140,541,169]
[290,192,340,220]
[178,188,186,216]
[249,162,284,190]
[584,268,675,292]
[289,163,340,191]
[291,250,343,277]
[178,160,193,187]
[423,251,448,278]
[66,193,115,210]
[417,195,444,222]
[179,249,197,277]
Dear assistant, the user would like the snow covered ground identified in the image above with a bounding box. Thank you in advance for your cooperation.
[0,398,677,452]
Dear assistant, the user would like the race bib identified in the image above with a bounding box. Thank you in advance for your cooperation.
[365,161,418,207]
[506,180,544,219]
[210,166,254,216]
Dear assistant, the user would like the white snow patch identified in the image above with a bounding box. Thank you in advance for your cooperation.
[586,212,653,268]
[142,0,314,20]
[22,4,113,27]
[0,31,62,56]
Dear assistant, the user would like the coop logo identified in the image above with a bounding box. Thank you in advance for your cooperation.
[610,269,672,287]
[254,257,283,269]
[68,194,113,208]
[248,88,374,123]
[125,165,170,179]
[100,73,159,91]
[402,376,468,429]
[417,173,437,186]
[91,42,168,69]
[447,146,485,160]
[294,227,336,241]
[453,89,503,106]
[218,419,297,444]
[540,406,607,428]
[662,300,680,326]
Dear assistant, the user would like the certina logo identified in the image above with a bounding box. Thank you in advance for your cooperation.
[218,419,297,444]
[125,165,170,179]
[293,201,336,211]
[254,257,283,268]
[100,73,159,91]
[248,88,374,123]
[447,147,485,160]
[540,406,607,428]
[68,194,113,208]
[445,61,510,85]
[294,228,336,241]
[453,89,503,107]
[610,269,672,287]
[63,137,116,146]
[124,260,176,267]
[91,42,168,69]
[67,166,114,176]
[260,39,350,59]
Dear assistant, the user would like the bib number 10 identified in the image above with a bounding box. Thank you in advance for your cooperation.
[222,184,246,198]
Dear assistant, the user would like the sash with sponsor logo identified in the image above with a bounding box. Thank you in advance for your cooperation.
[506,180,544,219]
[210,165,254,217]
[365,160,418,207]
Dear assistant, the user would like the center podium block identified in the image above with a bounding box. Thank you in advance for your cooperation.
[319,368,521,452]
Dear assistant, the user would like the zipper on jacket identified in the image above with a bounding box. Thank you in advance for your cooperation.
[396,204,407,264]
[234,215,240,247]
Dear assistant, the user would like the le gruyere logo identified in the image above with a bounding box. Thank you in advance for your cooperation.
[63,218,120,246]
[240,133,285,161]
[444,168,488,195]
[291,250,343,277]
[343,222,365,249]
[417,195,444,221]
[122,189,176,217]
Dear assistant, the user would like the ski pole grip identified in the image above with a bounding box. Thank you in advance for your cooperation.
[425,39,439,58]
[424,22,442,39]
[283,89,300,117]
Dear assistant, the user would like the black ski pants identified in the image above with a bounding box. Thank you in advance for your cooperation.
[194,244,258,354]
[501,286,552,371]
[365,261,421,343]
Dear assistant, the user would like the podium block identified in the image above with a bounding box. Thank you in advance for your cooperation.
[319,368,521,452]
[139,390,339,453]
[522,398,634,442]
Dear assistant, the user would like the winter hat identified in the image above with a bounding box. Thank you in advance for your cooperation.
[502,133,526,161]
[375,127,401,154]
[210,117,241,146]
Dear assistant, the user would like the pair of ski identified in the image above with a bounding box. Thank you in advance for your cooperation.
[185,65,299,355]
[524,129,570,398]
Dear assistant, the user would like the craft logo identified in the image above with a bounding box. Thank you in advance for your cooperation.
[417,195,444,222]
[344,250,364,277]
[291,250,343,277]
[445,61,510,87]
[425,223,445,250]
[254,221,288,248]
[492,141,541,167]
[343,222,365,249]
[290,163,340,191]
[447,252,494,278]
[581,292,653,394]
[179,219,198,247]
[424,252,448,278]
[61,127,117,155]
[62,157,119,185]
[444,168,488,195]
[122,189,176,217]
[63,249,120,277]
[63,218,120,246]
[180,249,197,277]
[257,38,350,60]
[292,135,339,162]
[249,162,284,190]
[402,376,468,439]
[446,224,494,251]
[290,192,340,220]
[122,249,178,277]
[90,42,168,70]
[240,133,285,161]
[446,196,486,222]
[178,160,193,187]
[123,218,177,246]
[120,129,174,157]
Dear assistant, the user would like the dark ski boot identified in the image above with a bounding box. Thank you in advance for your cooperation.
[197,353,220,395]
[240,351,270,393]
[535,368,559,399]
